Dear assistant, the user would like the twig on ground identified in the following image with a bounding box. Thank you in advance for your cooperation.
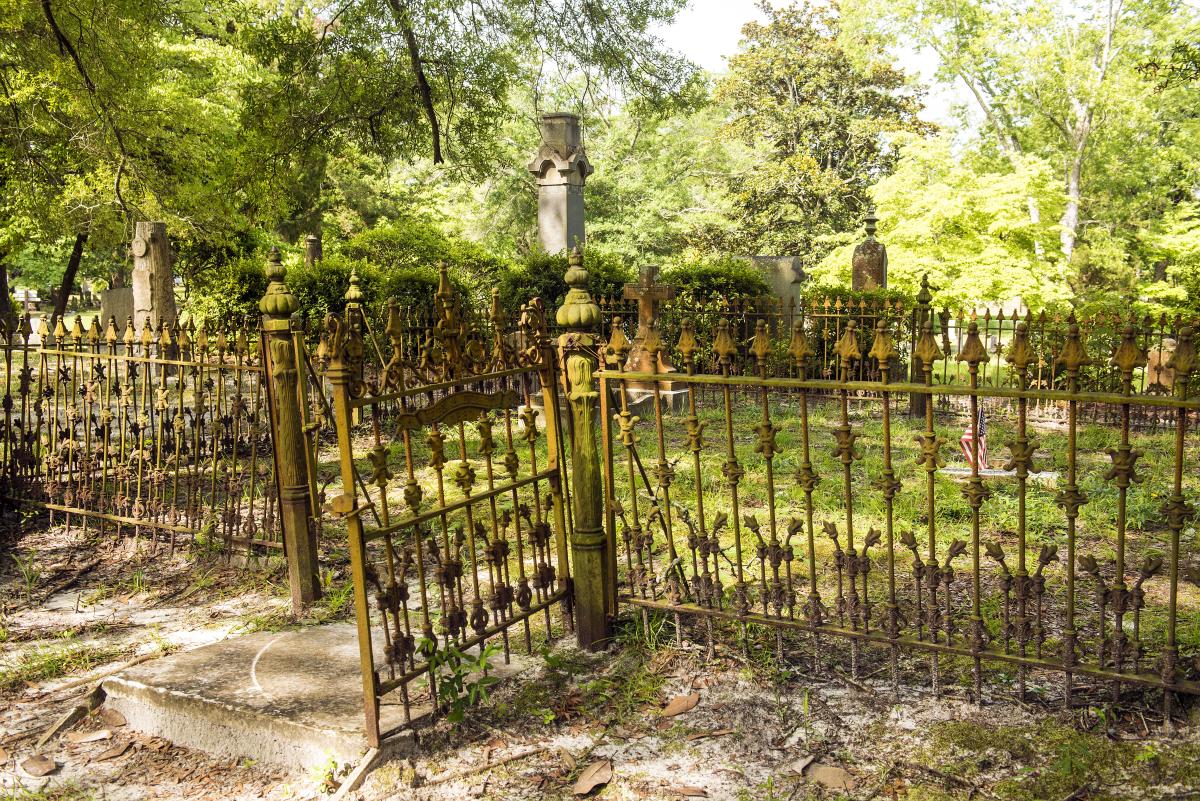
[42,651,162,699]
[418,745,550,788]
[831,668,877,696]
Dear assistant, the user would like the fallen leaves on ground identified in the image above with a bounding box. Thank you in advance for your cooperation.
[573,759,613,796]
[661,692,700,717]
[93,741,132,762]
[21,754,57,777]
[801,762,857,791]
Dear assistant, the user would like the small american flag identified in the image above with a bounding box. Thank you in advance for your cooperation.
[961,407,989,470]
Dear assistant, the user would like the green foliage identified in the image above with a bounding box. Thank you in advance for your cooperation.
[183,255,269,328]
[423,639,501,723]
[660,254,770,304]
[339,219,506,282]
[495,248,632,316]
[714,3,931,265]
[813,136,1069,311]
[845,0,1200,313]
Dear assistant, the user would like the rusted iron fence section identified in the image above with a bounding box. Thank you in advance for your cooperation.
[320,270,575,746]
[600,287,1200,716]
[0,314,283,557]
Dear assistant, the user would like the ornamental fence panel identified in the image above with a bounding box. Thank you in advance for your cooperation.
[599,294,1200,718]
[0,314,283,561]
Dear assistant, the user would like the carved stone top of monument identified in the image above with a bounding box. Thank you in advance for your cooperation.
[527,112,594,186]
[851,208,887,291]
[623,264,676,376]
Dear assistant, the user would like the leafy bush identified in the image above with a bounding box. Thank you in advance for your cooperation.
[494,248,632,317]
[339,218,507,288]
[182,255,268,328]
[660,254,770,304]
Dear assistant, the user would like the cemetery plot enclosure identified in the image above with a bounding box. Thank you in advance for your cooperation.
[0,314,284,557]
[320,269,575,747]
[600,298,1200,715]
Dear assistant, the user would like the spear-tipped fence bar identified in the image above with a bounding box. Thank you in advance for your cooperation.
[600,293,1200,717]
[0,314,283,557]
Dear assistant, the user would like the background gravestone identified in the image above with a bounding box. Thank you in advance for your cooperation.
[131,221,178,330]
[851,209,887,291]
[304,234,322,268]
[528,112,593,254]
[100,286,133,328]
[750,255,805,316]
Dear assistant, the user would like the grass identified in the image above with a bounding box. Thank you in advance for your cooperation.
[0,640,125,692]
[924,717,1200,801]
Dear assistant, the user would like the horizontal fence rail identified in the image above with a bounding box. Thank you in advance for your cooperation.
[0,314,283,558]
[599,301,1200,717]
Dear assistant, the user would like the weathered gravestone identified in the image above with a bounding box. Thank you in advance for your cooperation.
[304,234,322,268]
[528,112,593,254]
[851,208,887,291]
[622,264,688,413]
[131,221,177,330]
[751,256,805,311]
[1147,339,1176,392]
[100,285,133,329]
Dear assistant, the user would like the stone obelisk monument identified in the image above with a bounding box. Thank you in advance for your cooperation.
[528,112,593,253]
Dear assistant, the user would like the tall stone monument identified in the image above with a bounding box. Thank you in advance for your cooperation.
[304,234,322,268]
[528,112,593,253]
[131,221,177,329]
[851,208,887,291]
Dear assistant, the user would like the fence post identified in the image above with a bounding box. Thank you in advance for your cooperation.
[556,247,612,649]
[260,247,321,613]
[909,274,933,418]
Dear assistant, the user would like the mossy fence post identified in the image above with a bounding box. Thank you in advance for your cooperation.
[556,247,613,650]
[259,247,321,614]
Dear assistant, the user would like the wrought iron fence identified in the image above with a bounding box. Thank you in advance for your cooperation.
[320,268,575,746]
[0,314,283,558]
[599,300,1200,716]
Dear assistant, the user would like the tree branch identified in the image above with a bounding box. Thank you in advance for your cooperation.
[386,0,443,163]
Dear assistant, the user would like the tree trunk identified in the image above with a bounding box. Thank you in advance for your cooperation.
[52,232,87,328]
[0,259,13,329]
[1060,146,1084,262]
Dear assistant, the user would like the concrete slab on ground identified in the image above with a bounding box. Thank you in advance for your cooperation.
[101,623,530,771]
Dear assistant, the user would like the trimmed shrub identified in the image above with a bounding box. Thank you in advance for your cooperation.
[660,254,770,305]
[182,255,268,328]
[494,248,633,317]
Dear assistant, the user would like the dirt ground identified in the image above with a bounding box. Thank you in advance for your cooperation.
[3,522,1200,801]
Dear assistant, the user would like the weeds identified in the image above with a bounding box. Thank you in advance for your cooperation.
[15,549,43,602]
[0,641,125,692]
[424,639,501,723]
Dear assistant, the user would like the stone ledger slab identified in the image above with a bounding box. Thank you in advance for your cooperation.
[101,623,529,771]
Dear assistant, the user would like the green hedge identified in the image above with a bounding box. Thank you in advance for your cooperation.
[494,249,632,318]
[660,254,770,304]
[182,255,269,328]
[184,220,799,336]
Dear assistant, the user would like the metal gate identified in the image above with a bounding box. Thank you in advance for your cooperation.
[321,268,574,746]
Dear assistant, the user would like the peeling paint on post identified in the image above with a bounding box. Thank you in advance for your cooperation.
[260,247,321,614]
[556,247,612,649]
